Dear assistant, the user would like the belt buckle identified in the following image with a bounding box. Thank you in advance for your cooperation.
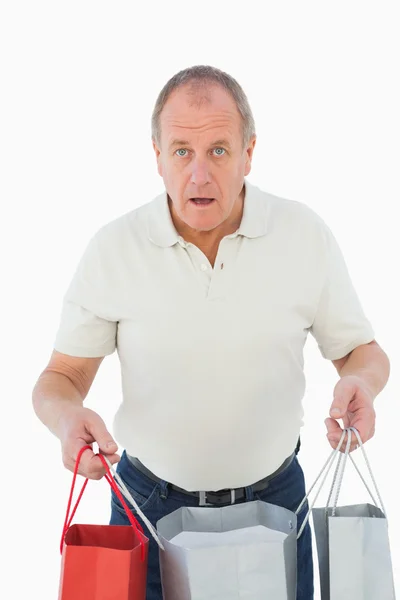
[199,489,236,507]
[199,491,212,507]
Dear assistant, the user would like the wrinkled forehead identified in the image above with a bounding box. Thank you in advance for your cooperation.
[160,84,243,148]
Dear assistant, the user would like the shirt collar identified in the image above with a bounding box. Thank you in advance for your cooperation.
[147,178,269,248]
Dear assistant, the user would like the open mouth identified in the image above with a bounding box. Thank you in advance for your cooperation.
[190,198,215,206]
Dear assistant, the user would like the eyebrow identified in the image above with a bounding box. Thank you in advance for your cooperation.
[169,138,232,150]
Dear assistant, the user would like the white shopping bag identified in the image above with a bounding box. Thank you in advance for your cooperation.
[157,500,297,600]
[297,427,396,600]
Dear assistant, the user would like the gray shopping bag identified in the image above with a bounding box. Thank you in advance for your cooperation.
[307,427,396,600]
[156,500,297,600]
[313,502,395,599]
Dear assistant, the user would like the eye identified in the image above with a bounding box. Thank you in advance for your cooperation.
[213,147,226,156]
[174,147,226,158]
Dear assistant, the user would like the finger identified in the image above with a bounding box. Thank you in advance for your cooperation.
[330,396,350,420]
[325,420,359,452]
[82,451,120,480]
[63,439,120,480]
[325,417,342,437]
[62,440,93,475]
[70,452,120,480]
[331,378,356,419]
[78,413,120,478]
[325,418,344,451]
[85,414,119,456]
[345,431,360,453]
[349,414,375,445]
[325,418,346,448]
[330,433,361,453]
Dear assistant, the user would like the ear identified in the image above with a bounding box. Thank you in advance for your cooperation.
[244,136,256,176]
[152,140,163,177]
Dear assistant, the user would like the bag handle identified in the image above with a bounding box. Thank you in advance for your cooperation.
[325,430,352,513]
[296,427,387,539]
[102,456,164,550]
[330,426,386,516]
[60,445,147,559]
[296,429,348,539]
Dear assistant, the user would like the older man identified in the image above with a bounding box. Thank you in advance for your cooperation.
[32,65,390,600]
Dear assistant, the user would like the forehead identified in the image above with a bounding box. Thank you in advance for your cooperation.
[160,84,242,144]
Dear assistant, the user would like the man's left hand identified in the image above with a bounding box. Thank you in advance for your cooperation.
[325,375,376,452]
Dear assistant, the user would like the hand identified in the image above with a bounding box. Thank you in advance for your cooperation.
[57,405,120,479]
[325,375,376,452]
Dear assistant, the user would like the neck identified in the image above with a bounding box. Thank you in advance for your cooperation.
[169,186,245,252]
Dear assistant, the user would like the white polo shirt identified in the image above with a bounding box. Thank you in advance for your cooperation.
[54,179,374,491]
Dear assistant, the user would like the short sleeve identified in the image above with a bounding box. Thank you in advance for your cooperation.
[309,223,375,360]
[54,231,117,358]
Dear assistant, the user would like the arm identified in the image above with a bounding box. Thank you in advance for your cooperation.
[331,340,390,399]
[326,340,390,450]
[33,350,103,435]
[32,350,119,478]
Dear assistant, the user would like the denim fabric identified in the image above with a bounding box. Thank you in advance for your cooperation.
[110,451,313,599]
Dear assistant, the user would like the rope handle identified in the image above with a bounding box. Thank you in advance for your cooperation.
[331,426,386,515]
[60,445,147,559]
[102,456,164,550]
[328,430,352,514]
[296,429,348,539]
[296,427,387,539]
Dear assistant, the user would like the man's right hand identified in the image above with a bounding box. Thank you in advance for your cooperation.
[57,405,120,480]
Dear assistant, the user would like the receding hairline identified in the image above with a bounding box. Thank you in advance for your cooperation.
[160,84,245,150]
[151,65,257,150]
[166,81,234,109]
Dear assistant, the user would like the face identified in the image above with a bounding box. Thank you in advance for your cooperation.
[153,84,256,235]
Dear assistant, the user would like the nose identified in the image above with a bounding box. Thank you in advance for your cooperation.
[190,159,212,186]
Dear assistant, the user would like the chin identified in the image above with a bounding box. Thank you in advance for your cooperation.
[188,218,221,232]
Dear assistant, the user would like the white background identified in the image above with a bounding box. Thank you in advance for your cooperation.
[1,1,399,598]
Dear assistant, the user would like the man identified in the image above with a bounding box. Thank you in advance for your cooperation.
[32,65,390,600]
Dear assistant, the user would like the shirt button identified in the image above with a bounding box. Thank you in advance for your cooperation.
[200,264,208,272]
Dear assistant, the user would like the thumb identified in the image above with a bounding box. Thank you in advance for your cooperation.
[330,393,350,419]
[331,377,356,418]
[329,405,345,419]
[87,414,118,454]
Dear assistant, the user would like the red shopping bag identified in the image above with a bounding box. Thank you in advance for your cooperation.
[58,445,149,600]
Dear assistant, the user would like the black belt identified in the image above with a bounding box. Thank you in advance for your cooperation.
[126,451,296,506]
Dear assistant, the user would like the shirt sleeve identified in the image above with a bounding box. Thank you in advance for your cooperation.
[54,230,117,358]
[309,222,375,360]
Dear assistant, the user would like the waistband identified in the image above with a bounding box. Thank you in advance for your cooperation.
[126,451,296,506]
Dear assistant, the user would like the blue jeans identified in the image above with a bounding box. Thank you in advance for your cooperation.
[110,451,313,600]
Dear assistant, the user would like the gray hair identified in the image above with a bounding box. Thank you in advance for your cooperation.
[151,65,256,150]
